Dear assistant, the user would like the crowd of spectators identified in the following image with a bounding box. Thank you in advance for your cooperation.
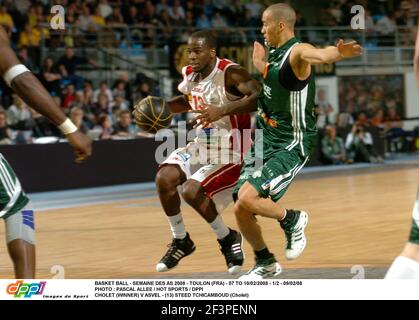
[0,43,158,144]
[316,74,417,165]
[0,0,416,146]
[0,0,416,53]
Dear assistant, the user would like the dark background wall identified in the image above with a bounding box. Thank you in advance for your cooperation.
[0,139,161,192]
[0,130,384,193]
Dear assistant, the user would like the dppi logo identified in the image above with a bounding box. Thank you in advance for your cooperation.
[6,280,46,298]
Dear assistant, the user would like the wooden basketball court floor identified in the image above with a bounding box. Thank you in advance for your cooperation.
[1,157,418,279]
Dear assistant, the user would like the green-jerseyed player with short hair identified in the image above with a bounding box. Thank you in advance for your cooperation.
[230,3,362,279]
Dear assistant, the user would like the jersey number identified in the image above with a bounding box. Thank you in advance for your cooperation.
[192,95,205,110]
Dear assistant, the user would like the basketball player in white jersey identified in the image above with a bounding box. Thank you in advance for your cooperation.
[385,28,419,279]
[0,25,92,278]
[154,30,260,274]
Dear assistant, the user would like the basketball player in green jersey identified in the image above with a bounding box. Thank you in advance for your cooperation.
[385,28,419,279]
[0,25,92,278]
[229,3,361,278]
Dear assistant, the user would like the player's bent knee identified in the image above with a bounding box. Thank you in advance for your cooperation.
[234,196,255,218]
[181,179,203,204]
[236,188,258,213]
[155,165,182,191]
[235,198,252,213]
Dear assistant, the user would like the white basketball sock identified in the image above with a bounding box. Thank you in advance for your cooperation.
[167,213,187,239]
[209,215,230,240]
[385,256,419,279]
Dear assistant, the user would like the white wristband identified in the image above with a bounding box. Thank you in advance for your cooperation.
[58,118,78,135]
[3,64,30,87]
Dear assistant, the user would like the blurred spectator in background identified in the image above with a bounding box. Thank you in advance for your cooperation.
[156,0,171,16]
[30,107,58,138]
[355,111,370,127]
[112,80,128,102]
[6,95,31,127]
[98,0,113,19]
[370,108,385,129]
[94,81,113,103]
[0,5,14,31]
[132,81,152,104]
[315,89,334,129]
[376,13,397,46]
[18,23,41,49]
[228,0,244,23]
[212,11,228,29]
[6,95,33,144]
[321,125,348,165]
[112,110,138,138]
[238,8,259,41]
[157,10,174,42]
[345,124,383,163]
[245,0,263,19]
[196,10,211,29]
[57,47,98,91]
[110,94,129,113]
[384,106,406,152]
[0,110,12,144]
[337,100,356,129]
[62,83,76,110]
[70,107,89,134]
[76,5,95,31]
[94,114,113,140]
[17,46,38,72]
[38,57,62,97]
[93,93,110,118]
[328,1,342,25]
[108,6,125,26]
[169,0,185,22]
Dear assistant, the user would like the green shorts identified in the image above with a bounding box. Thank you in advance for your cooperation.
[408,197,419,244]
[408,219,419,244]
[233,147,309,203]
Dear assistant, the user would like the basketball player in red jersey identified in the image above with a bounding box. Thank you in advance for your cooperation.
[154,30,260,275]
[0,25,92,278]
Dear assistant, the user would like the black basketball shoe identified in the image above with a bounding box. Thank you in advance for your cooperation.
[156,233,196,272]
[218,229,244,275]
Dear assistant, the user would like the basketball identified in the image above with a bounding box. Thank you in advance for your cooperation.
[132,96,173,133]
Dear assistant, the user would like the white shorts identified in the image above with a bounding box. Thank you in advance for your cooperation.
[160,143,242,213]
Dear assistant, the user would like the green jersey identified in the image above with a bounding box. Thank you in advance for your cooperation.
[257,37,317,157]
[0,154,29,219]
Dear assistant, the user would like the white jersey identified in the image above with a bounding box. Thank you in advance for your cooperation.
[178,58,251,159]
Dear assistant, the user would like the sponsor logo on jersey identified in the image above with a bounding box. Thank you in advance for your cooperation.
[263,84,272,99]
[261,112,278,128]
[177,152,191,162]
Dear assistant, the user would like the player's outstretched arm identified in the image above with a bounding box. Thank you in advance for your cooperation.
[167,95,192,113]
[0,26,92,162]
[298,39,362,65]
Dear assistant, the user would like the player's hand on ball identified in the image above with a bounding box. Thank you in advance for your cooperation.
[190,104,223,128]
[336,39,362,58]
[66,130,92,163]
